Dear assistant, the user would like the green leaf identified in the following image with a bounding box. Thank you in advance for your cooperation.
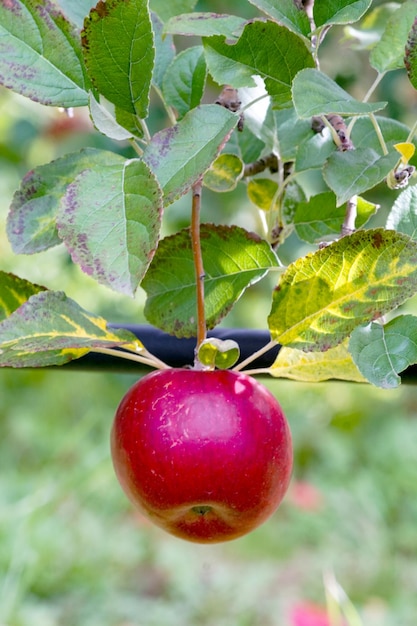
[294,192,378,243]
[162,47,207,119]
[292,69,386,118]
[274,107,313,162]
[0,291,142,368]
[349,315,417,388]
[150,0,198,22]
[386,185,417,239]
[405,14,417,90]
[282,181,307,225]
[203,21,314,108]
[295,126,335,173]
[151,12,176,90]
[164,13,246,38]
[88,94,142,141]
[0,272,47,322]
[198,338,240,370]
[268,229,417,351]
[7,148,120,254]
[57,159,163,297]
[247,0,311,37]
[82,0,154,117]
[247,179,279,211]
[143,224,279,337]
[271,342,367,383]
[314,0,373,28]
[0,0,89,107]
[143,104,238,205]
[323,147,399,206]
[203,154,244,192]
[350,116,412,152]
[370,0,417,73]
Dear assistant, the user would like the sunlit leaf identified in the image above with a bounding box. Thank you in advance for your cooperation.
[0,0,89,107]
[268,229,417,351]
[143,224,279,337]
[0,291,143,368]
[82,0,154,117]
[143,104,237,205]
[293,69,386,118]
[271,342,367,383]
[57,159,163,297]
[349,315,417,388]
[0,272,47,322]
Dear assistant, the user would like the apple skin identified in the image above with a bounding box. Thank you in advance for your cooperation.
[111,368,292,543]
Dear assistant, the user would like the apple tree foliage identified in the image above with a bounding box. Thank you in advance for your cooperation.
[1,0,417,388]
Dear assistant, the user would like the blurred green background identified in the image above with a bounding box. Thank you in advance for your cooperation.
[1,2,417,624]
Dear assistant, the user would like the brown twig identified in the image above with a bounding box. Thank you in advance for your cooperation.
[190,178,206,363]
[243,153,279,177]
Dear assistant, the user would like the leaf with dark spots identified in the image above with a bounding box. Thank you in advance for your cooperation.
[0,290,143,368]
[143,104,238,205]
[143,223,279,337]
[7,149,122,254]
[405,15,417,89]
[82,0,154,117]
[57,158,163,297]
[268,229,417,351]
[0,0,89,106]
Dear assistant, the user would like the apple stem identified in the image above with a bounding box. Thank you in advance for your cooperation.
[191,178,207,365]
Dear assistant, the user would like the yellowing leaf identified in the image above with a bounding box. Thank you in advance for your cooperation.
[271,343,367,383]
[268,229,417,351]
[247,179,279,211]
[394,142,415,164]
[203,154,244,192]
[0,291,143,367]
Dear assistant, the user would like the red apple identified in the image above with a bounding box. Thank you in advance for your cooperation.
[111,368,292,543]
